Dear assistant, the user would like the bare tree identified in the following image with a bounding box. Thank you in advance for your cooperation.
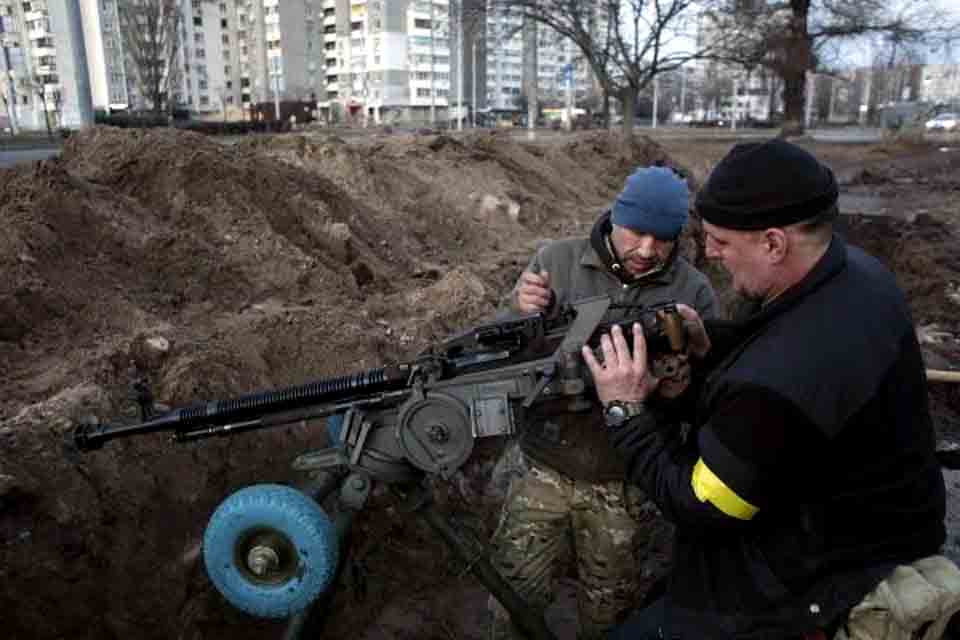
[25,73,57,139]
[706,0,960,135]
[117,0,182,116]
[489,0,736,134]
[214,84,229,122]
[0,83,12,134]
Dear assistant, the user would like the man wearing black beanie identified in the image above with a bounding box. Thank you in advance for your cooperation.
[583,139,948,639]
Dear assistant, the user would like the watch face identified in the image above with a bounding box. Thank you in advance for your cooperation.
[607,404,627,419]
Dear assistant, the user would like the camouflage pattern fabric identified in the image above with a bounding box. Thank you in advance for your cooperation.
[487,461,652,640]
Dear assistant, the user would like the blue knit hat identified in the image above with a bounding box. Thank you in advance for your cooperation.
[611,166,690,240]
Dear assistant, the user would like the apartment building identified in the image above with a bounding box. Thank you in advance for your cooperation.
[478,4,594,114]
[316,0,452,124]
[0,0,79,129]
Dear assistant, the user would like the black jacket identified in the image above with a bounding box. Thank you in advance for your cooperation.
[611,236,946,638]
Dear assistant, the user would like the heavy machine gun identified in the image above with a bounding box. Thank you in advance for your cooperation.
[72,295,688,640]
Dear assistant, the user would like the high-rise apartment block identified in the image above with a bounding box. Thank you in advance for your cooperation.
[1,0,79,129]
[3,0,603,130]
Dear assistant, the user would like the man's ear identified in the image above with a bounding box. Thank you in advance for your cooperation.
[764,228,789,264]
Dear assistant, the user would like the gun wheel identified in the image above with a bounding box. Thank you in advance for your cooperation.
[203,484,339,619]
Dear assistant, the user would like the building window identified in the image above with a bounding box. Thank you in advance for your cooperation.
[200,95,209,106]
[221,18,227,28]
[196,48,205,58]
[193,16,202,26]
[222,35,229,44]
[199,79,208,90]
[351,21,362,31]
[417,88,431,97]
[226,80,232,89]
[414,19,431,29]
[226,95,234,104]
[224,65,231,75]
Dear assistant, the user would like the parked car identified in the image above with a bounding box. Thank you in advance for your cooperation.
[925,113,959,132]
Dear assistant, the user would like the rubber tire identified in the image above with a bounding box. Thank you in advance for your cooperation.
[203,483,339,618]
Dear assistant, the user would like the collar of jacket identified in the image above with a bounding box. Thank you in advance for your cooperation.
[587,210,679,286]
[739,233,848,333]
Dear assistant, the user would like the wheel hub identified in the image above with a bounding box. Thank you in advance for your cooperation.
[234,528,300,585]
[247,545,281,577]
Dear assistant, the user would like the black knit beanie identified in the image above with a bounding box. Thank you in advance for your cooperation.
[695,139,839,230]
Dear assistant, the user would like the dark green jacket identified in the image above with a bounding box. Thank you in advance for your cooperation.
[502,212,719,481]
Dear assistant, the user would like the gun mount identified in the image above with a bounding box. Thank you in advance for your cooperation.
[70,295,688,640]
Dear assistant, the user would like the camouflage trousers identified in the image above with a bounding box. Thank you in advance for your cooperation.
[487,460,649,640]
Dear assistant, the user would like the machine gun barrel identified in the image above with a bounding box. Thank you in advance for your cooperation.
[73,365,410,451]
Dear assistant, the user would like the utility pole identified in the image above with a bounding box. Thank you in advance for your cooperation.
[472,38,477,127]
[456,0,462,131]
[63,0,93,127]
[804,70,814,130]
[273,72,280,122]
[679,66,686,122]
[564,39,573,131]
[652,73,658,128]
[730,77,737,131]
[430,0,436,124]
[522,14,536,140]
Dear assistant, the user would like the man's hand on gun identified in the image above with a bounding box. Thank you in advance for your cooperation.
[582,323,659,406]
[583,306,710,405]
[514,270,554,314]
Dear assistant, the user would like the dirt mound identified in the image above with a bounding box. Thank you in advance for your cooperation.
[4,127,960,640]
[0,127,673,640]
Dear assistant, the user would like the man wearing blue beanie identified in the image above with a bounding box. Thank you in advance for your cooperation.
[487,165,718,640]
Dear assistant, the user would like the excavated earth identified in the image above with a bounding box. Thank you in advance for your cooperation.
[1,127,960,640]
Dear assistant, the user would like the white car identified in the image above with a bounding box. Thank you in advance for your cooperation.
[925,113,959,132]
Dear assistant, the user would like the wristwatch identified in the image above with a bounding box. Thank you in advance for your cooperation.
[603,400,647,430]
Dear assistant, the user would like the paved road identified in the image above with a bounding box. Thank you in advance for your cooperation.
[0,147,61,168]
